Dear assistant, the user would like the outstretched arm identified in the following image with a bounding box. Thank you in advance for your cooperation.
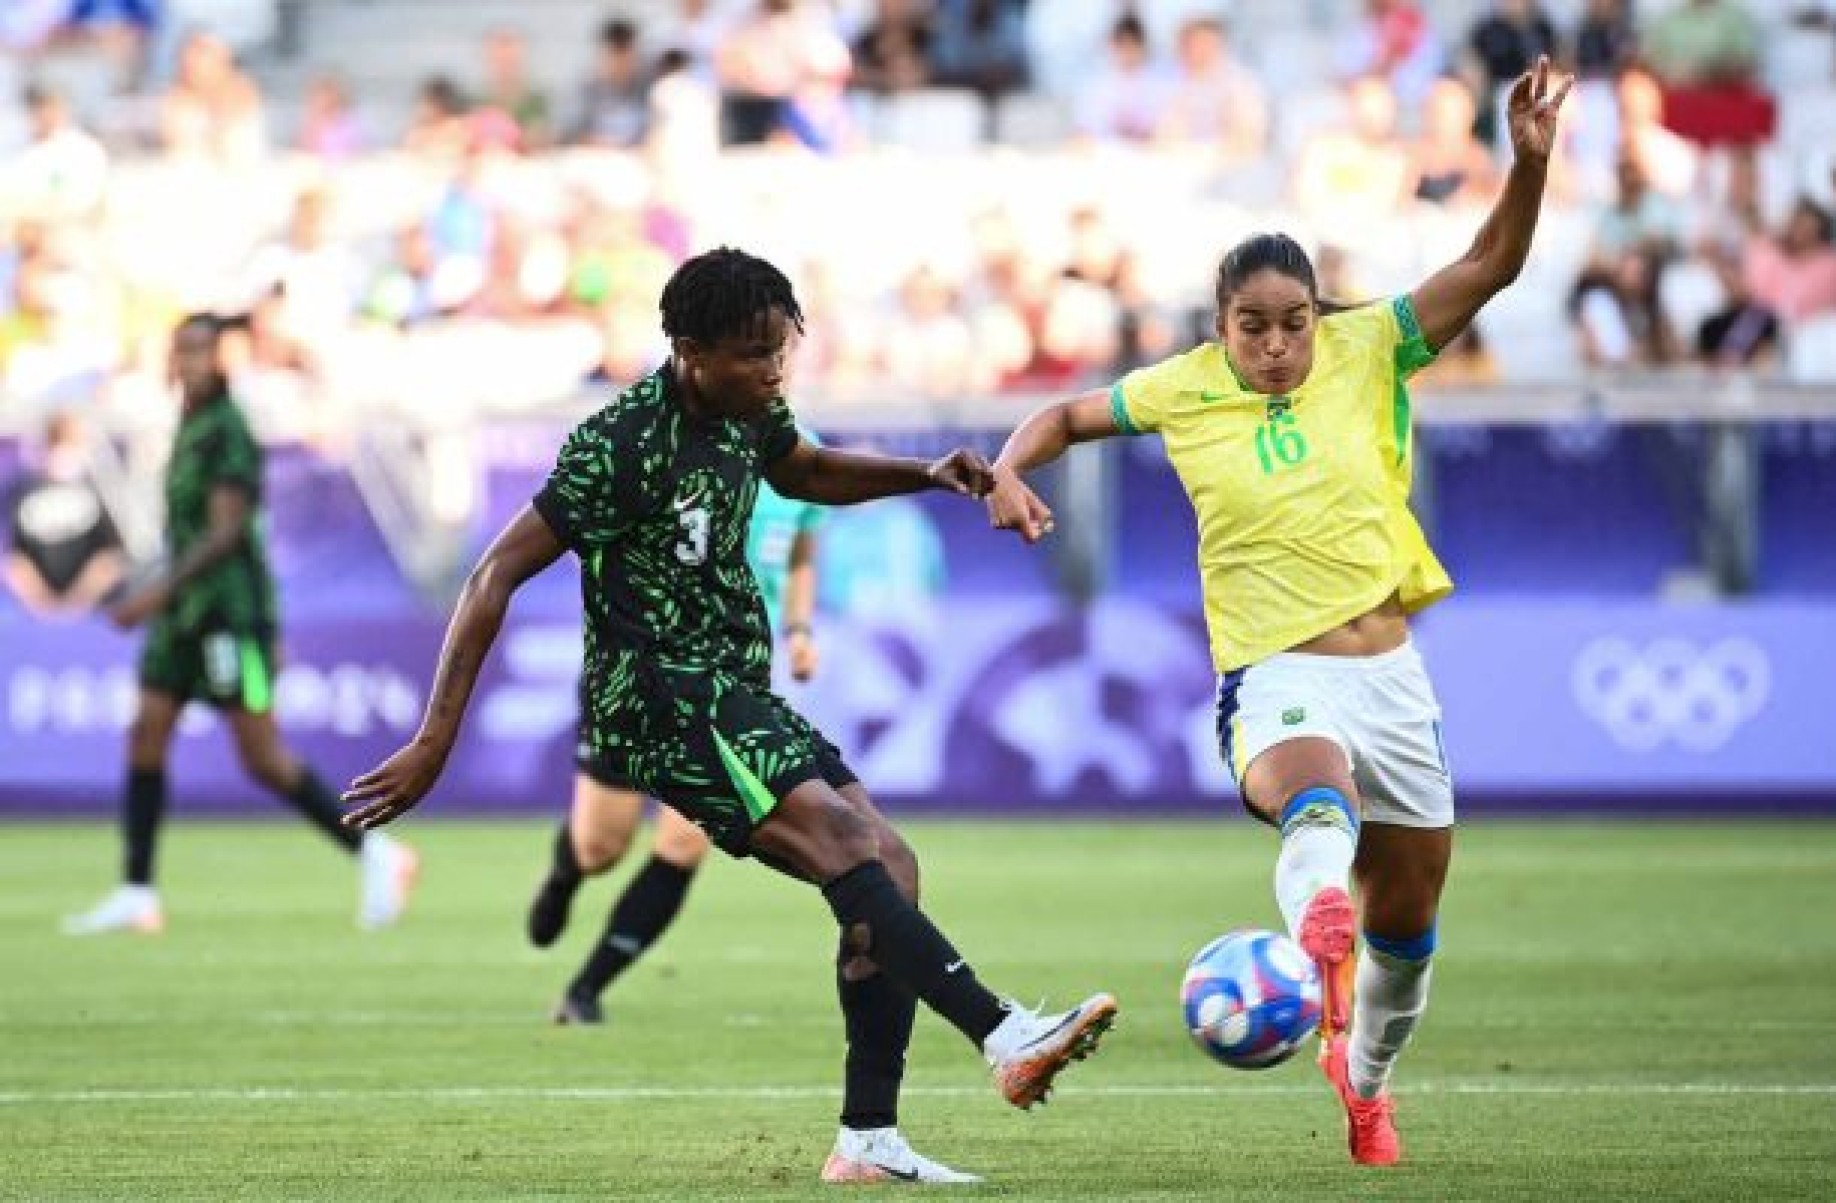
[987,388,1119,544]
[766,440,994,505]
[343,504,565,828]
[1410,55,1571,352]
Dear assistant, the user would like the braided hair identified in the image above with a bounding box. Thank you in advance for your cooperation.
[660,247,805,345]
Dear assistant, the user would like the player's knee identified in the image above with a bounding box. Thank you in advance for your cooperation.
[871,824,920,902]
[1277,785,1359,839]
[574,829,632,876]
[126,716,169,765]
[240,748,295,794]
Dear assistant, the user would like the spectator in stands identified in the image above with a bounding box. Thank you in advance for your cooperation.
[160,31,266,165]
[1075,15,1173,145]
[404,76,472,160]
[1569,152,1683,368]
[296,74,365,160]
[714,0,852,146]
[567,204,676,322]
[16,84,109,222]
[930,0,1028,101]
[1573,0,1637,79]
[1408,77,1500,208]
[657,0,732,78]
[217,290,321,441]
[1154,17,1268,164]
[243,188,361,361]
[851,0,934,96]
[1110,251,1179,374]
[1064,206,1125,293]
[1695,242,1780,369]
[793,256,882,400]
[882,266,977,398]
[480,29,552,151]
[646,48,722,171]
[1333,0,1447,111]
[3,410,125,619]
[1616,67,1700,199]
[1570,244,1673,368]
[1592,152,1683,260]
[0,239,117,406]
[1291,75,1414,225]
[1741,197,1836,322]
[363,225,447,328]
[1640,0,1774,150]
[1464,0,1560,142]
[571,18,650,148]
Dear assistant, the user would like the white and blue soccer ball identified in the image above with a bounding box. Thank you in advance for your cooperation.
[1181,929,1323,1070]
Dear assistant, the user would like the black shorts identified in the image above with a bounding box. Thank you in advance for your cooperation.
[138,622,276,712]
[575,668,857,856]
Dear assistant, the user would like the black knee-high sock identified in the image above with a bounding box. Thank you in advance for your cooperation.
[838,959,917,1131]
[569,856,697,1000]
[821,861,1007,1047]
[277,768,362,853]
[549,821,582,887]
[123,767,167,886]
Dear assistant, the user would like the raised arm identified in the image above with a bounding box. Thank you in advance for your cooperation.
[987,388,1120,544]
[1409,55,1571,352]
[766,440,994,506]
[343,504,565,828]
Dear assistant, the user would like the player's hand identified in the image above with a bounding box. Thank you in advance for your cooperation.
[1505,54,1572,166]
[342,738,448,830]
[928,448,995,498]
[786,627,819,682]
[106,587,166,630]
[986,467,1056,544]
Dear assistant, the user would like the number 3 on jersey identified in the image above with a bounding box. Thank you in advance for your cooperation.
[1253,409,1309,475]
[675,504,710,565]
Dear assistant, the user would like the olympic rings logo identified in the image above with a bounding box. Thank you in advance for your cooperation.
[1570,637,1770,752]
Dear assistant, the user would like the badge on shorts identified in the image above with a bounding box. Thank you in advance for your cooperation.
[1282,707,1306,726]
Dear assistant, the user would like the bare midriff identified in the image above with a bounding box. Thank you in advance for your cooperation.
[1288,593,1410,657]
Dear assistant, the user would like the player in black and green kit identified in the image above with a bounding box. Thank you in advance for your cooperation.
[343,249,1118,1185]
[62,314,418,937]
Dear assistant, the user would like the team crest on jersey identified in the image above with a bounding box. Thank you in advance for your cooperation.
[1282,707,1306,726]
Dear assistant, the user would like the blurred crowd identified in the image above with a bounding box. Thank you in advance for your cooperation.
[2,0,1835,444]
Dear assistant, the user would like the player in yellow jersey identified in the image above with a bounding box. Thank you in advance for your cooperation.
[987,57,1571,1168]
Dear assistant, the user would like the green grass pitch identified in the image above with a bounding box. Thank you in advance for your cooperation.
[2,819,1833,1200]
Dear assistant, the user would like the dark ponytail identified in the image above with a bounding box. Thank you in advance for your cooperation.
[1215,233,1357,315]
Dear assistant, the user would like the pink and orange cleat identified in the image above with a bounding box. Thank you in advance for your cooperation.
[1320,1035,1402,1166]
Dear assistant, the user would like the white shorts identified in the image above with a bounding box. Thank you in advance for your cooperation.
[1215,640,1455,828]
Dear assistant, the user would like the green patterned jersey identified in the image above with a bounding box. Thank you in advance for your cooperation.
[163,394,276,635]
[534,367,801,694]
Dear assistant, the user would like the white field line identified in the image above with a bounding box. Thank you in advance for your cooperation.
[1,1082,1833,1106]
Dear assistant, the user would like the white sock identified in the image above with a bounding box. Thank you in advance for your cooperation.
[1348,946,1433,1099]
[1273,818,1356,939]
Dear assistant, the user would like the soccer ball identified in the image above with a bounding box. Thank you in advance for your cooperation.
[1181,929,1322,1070]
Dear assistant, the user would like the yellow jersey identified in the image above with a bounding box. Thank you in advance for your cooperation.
[1110,295,1452,673]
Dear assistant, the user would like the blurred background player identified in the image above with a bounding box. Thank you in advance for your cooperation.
[342,248,1116,1184]
[62,314,418,936]
[986,58,1571,1170]
[528,434,826,1025]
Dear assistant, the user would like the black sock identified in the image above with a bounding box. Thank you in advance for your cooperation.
[569,856,697,1000]
[279,768,362,853]
[550,821,582,887]
[123,767,167,886]
[838,959,916,1131]
[821,861,1007,1047]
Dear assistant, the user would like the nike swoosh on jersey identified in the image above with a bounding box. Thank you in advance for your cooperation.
[1199,391,1230,402]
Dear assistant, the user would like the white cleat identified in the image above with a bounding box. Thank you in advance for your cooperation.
[62,885,164,936]
[982,993,1119,1109]
[357,834,419,930]
[820,1126,983,1185]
